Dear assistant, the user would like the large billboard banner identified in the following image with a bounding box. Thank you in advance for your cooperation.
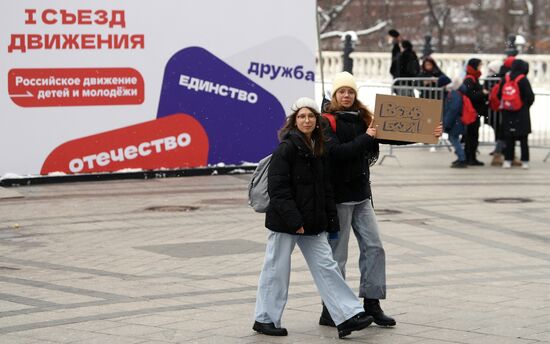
[0,1,316,177]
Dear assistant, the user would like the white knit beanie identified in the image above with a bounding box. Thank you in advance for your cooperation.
[290,97,319,114]
[331,71,358,97]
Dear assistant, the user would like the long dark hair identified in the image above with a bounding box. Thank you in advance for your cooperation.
[421,56,442,75]
[278,107,325,157]
[324,94,374,129]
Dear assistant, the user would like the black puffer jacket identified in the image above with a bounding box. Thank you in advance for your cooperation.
[322,112,379,204]
[500,59,535,137]
[265,130,339,235]
[399,45,420,77]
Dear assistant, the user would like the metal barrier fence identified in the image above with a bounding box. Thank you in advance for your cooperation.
[391,77,444,100]
[348,77,550,164]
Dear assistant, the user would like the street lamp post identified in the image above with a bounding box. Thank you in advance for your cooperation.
[342,34,354,74]
[505,34,519,56]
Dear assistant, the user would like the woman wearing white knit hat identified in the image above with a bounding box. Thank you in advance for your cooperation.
[253,97,373,338]
[319,72,441,328]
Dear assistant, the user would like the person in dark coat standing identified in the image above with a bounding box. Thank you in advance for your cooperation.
[418,56,444,99]
[499,59,535,169]
[388,32,419,97]
[395,40,420,97]
[398,40,420,78]
[459,58,488,166]
[253,97,373,339]
[388,29,401,80]
[419,56,443,78]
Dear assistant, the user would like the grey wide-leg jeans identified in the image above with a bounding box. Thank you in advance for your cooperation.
[254,230,364,327]
[330,200,386,299]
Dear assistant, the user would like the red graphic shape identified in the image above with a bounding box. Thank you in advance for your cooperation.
[8,68,144,107]
[41,114,208,175]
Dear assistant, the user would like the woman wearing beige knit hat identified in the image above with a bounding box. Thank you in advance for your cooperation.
[319,72,442,328]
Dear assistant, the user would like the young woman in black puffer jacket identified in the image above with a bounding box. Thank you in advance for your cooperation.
[253,97,373,339]
[319,71,396,328]
[319,72,442,329]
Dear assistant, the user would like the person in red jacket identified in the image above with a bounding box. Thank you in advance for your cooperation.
[459,58,488,166]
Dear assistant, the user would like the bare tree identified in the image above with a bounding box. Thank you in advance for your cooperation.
[525,0,537,53]
[317,0,353,34]
[426,0,450,53]
[502,0,514,44]
[320,21,388,40]
[317,0,550,53]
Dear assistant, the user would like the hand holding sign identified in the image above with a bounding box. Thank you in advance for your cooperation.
[433,122,443,138]
[366,118,377,138]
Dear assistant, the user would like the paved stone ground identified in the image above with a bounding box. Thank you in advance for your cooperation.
[1,145,550,344]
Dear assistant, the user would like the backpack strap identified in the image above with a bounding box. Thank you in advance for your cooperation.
[505,73,525,83]
[515,74,526,82]
[321,113,337,132]
[464,74,476,82]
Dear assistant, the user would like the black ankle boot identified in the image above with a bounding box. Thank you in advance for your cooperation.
[337,312,373,338]
[319,304,336,327]
[363,299,396,326]
[252,321,288,336]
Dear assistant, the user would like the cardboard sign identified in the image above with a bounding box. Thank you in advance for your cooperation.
[373,94,442,144]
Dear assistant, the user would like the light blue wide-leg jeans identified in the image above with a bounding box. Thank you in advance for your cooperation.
[254,230,364,327]
[330,200,386,299]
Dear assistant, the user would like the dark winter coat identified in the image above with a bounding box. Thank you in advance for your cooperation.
[459,74,488,119]
[390,43,401,78]
[442,90,465,137]
[265,130,339,235]
[322,111,379,204]
[417,58,444,99]
[418,57,443,79]
[322,110,417,203]
[499,59,535,137]
[483,72,504,138]
[398,48,420,78]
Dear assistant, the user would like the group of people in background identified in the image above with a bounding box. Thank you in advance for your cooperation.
[389,29,535,169]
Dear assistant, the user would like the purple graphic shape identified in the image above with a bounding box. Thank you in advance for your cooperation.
[157,46,285,165]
